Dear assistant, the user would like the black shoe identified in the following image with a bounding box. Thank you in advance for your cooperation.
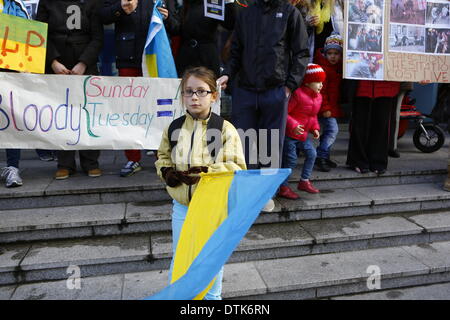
[326,158,338,168]
[371,168,386,175]
[315,158,331,172]
[388,149,400,158]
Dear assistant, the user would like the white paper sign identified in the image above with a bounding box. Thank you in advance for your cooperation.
[0,73,220,150]
[204,0,225,21]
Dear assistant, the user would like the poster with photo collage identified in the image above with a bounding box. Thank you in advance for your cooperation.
[345,0,385,80]
[344,0,450,82]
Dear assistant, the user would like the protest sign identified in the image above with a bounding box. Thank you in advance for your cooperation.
[0,12,47,73]
[344,0,449,82]
[0,73,220,150]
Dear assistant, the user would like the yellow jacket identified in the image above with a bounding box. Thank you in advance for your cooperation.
[155,111,247,206]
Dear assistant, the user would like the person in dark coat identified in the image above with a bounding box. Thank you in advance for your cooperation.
[174,0,236,77]
[99,0,179,177]
[36,0,104,180]
[218,0,310,212]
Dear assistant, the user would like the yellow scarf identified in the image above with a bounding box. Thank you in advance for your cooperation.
[309,0,333,34]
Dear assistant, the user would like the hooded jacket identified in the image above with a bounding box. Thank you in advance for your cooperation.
[225,0,310,91]
[155,111,247,206]
[286,85,322,142]
[314,48,344,118]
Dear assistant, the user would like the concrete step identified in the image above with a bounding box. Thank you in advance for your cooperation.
[1,210,449,286]
[0,155,446,211]
[2,240,450,300]
[2,182,450,243]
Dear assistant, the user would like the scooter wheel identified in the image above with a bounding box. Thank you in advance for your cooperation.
[413,124,445,153]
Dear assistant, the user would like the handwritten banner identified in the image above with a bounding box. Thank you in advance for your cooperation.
[344,0,450,83]
[0,12,47,73]
[0,73,219,150]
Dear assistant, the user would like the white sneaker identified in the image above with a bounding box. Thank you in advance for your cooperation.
[262,199,275,212]
[1,166,23,188]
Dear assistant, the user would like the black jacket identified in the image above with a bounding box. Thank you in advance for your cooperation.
[174,0,236,77]
[36,0,104,75]
[99,0,179,69]
[225,0,309,91]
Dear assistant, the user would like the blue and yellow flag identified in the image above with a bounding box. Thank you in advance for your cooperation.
[142,0,177,78]
[144,169,291,300]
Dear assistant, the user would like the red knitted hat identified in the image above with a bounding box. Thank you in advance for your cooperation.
[302,63,326,84]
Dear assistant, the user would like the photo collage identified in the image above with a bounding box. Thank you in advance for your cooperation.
[346,0,385,80]
[390,0,449,55]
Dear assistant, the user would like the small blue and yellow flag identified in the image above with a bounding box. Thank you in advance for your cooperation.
[142,0,177,78]
[144,169,291,300]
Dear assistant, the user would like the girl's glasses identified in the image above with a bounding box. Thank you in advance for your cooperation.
[181,89,212,97]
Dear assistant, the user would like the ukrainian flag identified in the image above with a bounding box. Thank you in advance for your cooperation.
[144,169,291,300]
[142,0,177,78]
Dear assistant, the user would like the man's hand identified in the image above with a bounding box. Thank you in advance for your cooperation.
[322,111,331,118]
[122,0,138,15]
[157,7,169,20]
[71,62,87,75]
[217,75,229,90]
[313,129,320,140]
[307,15,319,26]
[51,60,70,75]
[294,124,305,136]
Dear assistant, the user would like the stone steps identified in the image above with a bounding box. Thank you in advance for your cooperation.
[2,240,450,300]
[1,182,450,244]
[1,208,449,286]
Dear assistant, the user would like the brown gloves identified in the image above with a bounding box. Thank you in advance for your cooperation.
[160,166,209,187]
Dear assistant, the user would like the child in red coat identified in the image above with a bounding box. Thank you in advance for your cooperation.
[278,64,326,200]
[314,32,344,172]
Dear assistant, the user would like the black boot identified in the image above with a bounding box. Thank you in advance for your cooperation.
[326,158,338,168]
[315,158,331,172]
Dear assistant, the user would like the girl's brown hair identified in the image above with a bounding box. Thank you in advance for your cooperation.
[180,66,218,95]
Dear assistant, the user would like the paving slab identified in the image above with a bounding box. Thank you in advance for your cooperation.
[299,215,424,244]
[0,285,15,300]
[332,282,450,300]
[405,211,450,232]
[0,245,30,272]
[0,203,126,232]
[19,235,150,271]
[277,187,371,211]
[125,202,172,223]
[254,246,430,293]
[356,183,450,205]
[122,269,169,300]
[401,242,450,273]
[222,262,267,299]
[11,274,123,300]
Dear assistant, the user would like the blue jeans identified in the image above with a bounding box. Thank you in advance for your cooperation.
[317,117,339,159]
[5,149,20,168]
[169,200,224,300]
[282,136,316,185]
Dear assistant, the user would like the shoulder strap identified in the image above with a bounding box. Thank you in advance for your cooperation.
[168,115,186,151]
[206,113,224,162]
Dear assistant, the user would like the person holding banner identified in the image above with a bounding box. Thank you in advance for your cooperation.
[99,0,179,177]
[0,0,30,188]
[36,0,104,180]
[155,67,246,300]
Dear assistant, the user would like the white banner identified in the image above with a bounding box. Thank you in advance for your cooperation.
[0,73,219,150]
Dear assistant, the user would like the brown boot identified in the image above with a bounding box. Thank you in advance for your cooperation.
[444,165,450,191]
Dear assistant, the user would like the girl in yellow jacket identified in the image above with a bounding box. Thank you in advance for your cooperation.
[155,66,246,299]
